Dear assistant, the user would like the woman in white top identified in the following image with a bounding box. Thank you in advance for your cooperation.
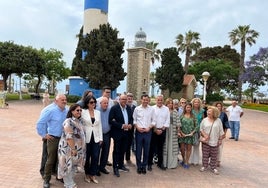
[81,96,103,184]
[199,106,224,175]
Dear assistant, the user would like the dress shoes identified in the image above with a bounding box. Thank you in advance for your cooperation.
[114,168,120,177]
[100,168,110,174]
[147,165,152,171]
[141,167,146,174]
[96,171,101,176]
[137,168,142,174]
[229,137,235,139]
[158,165,166,171]
[119,165,130,172]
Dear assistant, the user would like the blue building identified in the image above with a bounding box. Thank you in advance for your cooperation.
[68,76,116,99]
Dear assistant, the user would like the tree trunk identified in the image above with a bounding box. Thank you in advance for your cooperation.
[238,41,246,103]
[184,49,191,74]
[2,74,9,91]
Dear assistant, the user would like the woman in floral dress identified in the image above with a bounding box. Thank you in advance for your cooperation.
[178,103,196,169]
[58,104,86,188]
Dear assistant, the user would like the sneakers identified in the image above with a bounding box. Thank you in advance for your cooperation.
[212,168,219,175]
[200,166,207,172]
[183,164,189,169]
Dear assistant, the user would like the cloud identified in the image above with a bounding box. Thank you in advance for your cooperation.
[1,0,267,93]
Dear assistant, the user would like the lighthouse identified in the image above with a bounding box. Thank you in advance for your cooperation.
[83,0,109,35]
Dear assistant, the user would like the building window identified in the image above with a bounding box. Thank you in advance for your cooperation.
[143,79,146,86]
[144,53,147,59]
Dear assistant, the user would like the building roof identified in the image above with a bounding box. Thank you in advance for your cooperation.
[183,74,197,86]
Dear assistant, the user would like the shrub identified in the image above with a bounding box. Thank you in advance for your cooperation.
[206,93,224,104]
[66,95,80,103]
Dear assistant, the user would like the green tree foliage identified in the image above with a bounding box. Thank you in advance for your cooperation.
[191,45,240,68]
[0,41,41,90]
[72,26,87,76]
[188,59,238,95]
[0,41,70,93]
[146,41,161,65]
[155,47,184,96]
[190,45,241,95]
[71,23,126,90]
[175,30,201,74]
[229,25,259,102]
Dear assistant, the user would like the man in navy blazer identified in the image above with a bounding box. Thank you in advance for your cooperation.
[109,94,133,177]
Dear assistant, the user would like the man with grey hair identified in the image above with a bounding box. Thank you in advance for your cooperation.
[148,95,170,171]
[36,94,68,188]
[96,97,111,175]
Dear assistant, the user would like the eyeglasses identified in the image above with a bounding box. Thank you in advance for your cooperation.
[89,101,96,104]
[76,109,82,112]
[181,102,186,104]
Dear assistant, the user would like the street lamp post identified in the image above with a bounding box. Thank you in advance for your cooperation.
[202,71,210,102]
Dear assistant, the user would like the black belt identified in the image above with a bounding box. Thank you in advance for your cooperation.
[49,135,61,139]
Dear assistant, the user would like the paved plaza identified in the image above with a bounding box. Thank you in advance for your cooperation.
[0,100,268,188]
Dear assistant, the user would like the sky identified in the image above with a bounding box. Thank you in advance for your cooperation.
[1,0,267,95]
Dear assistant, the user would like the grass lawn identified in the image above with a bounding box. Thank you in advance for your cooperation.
[242,103,268,113]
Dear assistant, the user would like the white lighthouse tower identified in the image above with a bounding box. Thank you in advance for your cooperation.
[83,0,109,35]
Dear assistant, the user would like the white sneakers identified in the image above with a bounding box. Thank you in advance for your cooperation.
[200,167,219,175]
[212,169,219,175]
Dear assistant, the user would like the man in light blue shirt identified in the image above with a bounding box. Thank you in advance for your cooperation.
[36,94,68,188]
[96,97,111,175]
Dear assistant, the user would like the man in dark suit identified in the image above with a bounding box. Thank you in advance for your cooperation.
[109,94,133,177]
[125,92,136,165]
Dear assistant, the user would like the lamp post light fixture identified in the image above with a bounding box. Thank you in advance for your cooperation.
[202,71,210,102]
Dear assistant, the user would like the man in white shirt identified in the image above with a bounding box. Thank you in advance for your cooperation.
[148,95,170,171]
[226,100,244,141]
[133,94,154,174]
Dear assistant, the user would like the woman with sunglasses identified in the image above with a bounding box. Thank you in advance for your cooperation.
[57,103,86,188]
[82,95,103,184]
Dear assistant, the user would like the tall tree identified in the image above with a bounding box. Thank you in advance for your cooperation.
[146,41,161,97]
[72,23,126,90]
[175,30,201,74]
[146,41,161,65]
[188,59,238,96]
[229,25,259,102]
[155,47,184,96]
[241,47,268,102]
[0,41,37,90]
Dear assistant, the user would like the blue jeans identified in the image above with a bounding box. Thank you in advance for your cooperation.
[135,131,152,168]
[229,121,240,139]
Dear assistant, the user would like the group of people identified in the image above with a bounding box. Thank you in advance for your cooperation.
[36,87,244,188]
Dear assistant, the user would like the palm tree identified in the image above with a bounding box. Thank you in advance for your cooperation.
[146,41,161,65]
[175,30,201,74]
[229,25,259,102]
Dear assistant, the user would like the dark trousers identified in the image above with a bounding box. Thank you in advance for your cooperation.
[40,139,47,176]
[84,135,100,176]
[43,138,60,182]
[135,130,152,168]
[148,130,166,167]
[99,132,111,170]
[112,135,127,169]
[125,129,134,161]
